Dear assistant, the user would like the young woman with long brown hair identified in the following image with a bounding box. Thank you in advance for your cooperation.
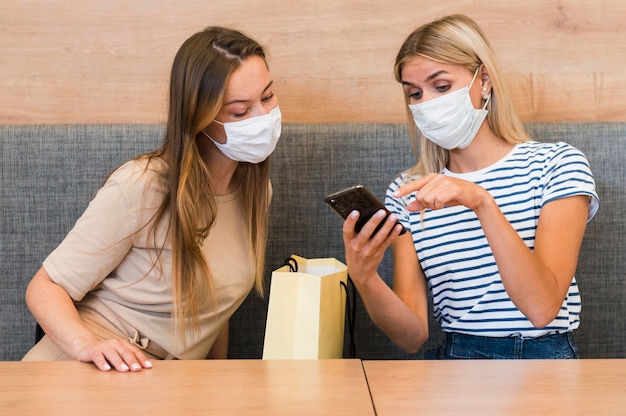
[23,26,280,371]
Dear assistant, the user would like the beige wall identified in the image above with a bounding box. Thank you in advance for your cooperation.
[2,1,625,124]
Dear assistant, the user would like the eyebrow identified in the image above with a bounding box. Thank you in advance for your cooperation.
[223,80,274,106]
[401,70,449,87]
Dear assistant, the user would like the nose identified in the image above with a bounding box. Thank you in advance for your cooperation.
[250,102,272,118]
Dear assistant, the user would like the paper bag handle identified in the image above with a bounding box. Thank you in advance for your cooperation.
[281,256,299,272]
[341,277,357,358]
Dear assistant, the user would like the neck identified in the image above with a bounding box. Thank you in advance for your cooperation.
[447,125,514,173]
[197,133,239,195]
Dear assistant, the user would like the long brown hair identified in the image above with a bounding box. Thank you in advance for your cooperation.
[394,14,530,175]
[142,27,271,342]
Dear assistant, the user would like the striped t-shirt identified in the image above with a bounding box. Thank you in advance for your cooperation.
[385,141,599,338]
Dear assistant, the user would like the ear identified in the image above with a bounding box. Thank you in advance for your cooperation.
[480,65,493,99]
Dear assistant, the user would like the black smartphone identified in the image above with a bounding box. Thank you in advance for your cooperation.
[324,184,406,236]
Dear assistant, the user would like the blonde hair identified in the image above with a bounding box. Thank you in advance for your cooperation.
[141,27,271,342]
[394,14,530,175]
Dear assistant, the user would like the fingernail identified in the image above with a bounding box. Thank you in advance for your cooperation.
[144,360,153,368]
[103,363,111,371]
[131,363,141,371]
[120,363,130,371]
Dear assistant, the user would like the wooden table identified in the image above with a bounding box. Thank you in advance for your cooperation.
[363,359,626,416]
[0,359,374,415]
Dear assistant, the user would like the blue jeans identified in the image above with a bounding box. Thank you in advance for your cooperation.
[425,332,579,359]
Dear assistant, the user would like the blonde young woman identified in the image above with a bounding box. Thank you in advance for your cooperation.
[341,14,598,359]
[23,27,280,371]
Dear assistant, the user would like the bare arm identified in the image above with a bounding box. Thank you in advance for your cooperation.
[206,321,229,359]
[25,267,153,372]
[343,210,429,354]
[475,194,589,327]
[396,173,590,327]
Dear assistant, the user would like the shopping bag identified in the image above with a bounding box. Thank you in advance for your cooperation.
[262,255,348,359]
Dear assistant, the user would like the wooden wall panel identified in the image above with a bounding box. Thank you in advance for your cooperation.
[1,0,624,124]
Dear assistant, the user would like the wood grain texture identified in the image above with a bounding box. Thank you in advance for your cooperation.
[0,359,375,415]
[364,359,626,415]
[1,0,624,124]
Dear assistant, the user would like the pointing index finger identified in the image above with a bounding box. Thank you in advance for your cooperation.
[393,175,428,198]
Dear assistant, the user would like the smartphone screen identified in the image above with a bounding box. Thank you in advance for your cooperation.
[324,184,406,236]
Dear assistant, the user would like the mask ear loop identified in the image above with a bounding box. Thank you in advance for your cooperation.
[481,80,492,109]
[469,67,480,89]
[481,91,492,109]
[470,67,491,110]
[481,84,492,102]
[477,65,492,108]
[201,116,227,144]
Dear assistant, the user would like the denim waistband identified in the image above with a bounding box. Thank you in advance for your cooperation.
[430,331,578,359]
[449,331,568,342]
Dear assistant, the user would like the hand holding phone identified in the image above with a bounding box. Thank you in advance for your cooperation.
[324,184,406,237]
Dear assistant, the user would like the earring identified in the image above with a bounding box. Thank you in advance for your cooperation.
[482,87,490,100]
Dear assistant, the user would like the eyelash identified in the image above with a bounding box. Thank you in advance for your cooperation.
[232,93,275,118]
[408,85,450,101]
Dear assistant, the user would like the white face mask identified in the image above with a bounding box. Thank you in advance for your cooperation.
[409,69,489,150]
[203,106,282,163]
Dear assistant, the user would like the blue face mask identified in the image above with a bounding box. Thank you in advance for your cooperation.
[409,69,489,150]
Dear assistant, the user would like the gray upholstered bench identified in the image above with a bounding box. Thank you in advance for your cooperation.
[1,123,624,360]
